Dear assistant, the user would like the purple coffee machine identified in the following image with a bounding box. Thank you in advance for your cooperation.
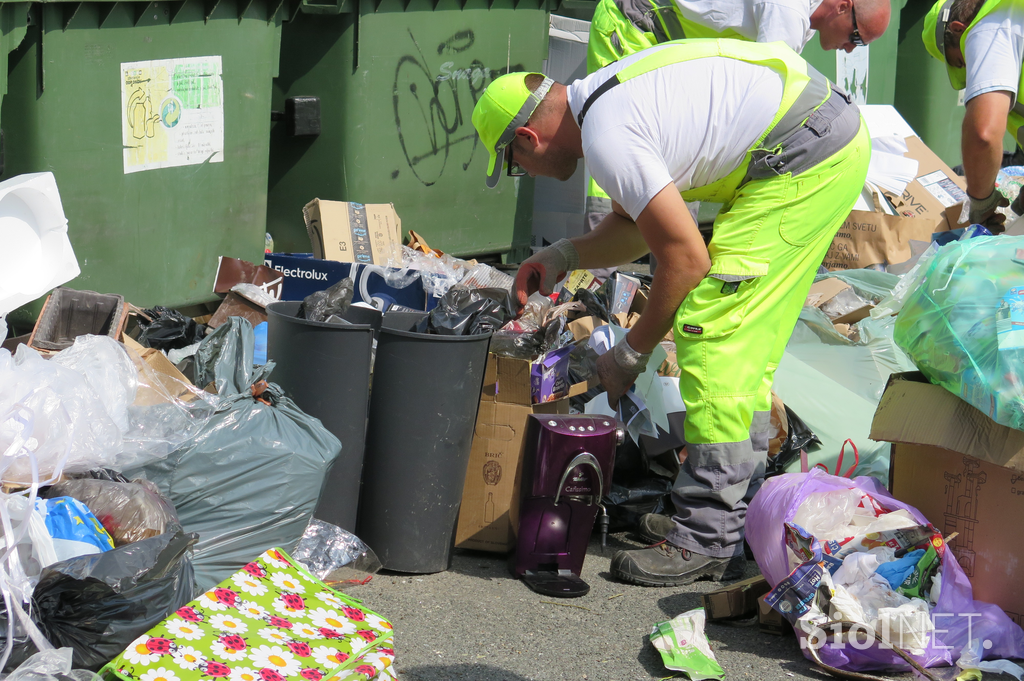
[511,414,622,597]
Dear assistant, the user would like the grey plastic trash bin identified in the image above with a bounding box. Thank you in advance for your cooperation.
[266,301,374,532]
[357,311,491,573]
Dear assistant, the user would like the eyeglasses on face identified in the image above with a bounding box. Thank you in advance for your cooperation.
[850,3,865,47]
[505,144,527,177]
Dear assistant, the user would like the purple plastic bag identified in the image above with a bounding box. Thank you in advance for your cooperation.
[747,470,1024,672]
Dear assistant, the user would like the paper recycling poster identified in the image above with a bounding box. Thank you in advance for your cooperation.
[121,56,224,174]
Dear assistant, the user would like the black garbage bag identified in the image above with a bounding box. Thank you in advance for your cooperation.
[604,478,676,533]
[421,285,513,336]
[572,288,611,323]
[137,306,205,351]
[299,278,354,323]
[601,434,677,532]
[766,405,821,477]
[5,530,197,671]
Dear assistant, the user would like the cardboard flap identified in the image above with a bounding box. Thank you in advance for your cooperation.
[475,421,518,442]
[495,356,533,405]
[871,373,1024,472]
[806,279,850,308]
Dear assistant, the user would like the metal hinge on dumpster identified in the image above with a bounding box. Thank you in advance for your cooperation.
[271,96,321,136]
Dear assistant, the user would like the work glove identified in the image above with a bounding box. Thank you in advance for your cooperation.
[598,336,652,408]
[513,239,579,309]
[962,188,1009,231]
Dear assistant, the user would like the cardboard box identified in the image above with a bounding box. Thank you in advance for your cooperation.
[825,135,963,271]
[702,575,770,621]
[455,354,588,553]
[758,594,792,635]
[888,136,968,222]
[303,200,402,266]
[263,253,429,310]
[823,211,946,271]
[870,372,1024,625]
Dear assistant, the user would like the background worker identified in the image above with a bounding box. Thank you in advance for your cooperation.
[923,0,1024,228]
[473,40,870,585]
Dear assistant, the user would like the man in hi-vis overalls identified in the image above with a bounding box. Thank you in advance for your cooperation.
[472,40,870,585]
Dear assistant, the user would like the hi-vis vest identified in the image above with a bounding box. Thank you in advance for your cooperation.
[934,0,1024,144]
[609,0,745,45]
[578,40,860,204]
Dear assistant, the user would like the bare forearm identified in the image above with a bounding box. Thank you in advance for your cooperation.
[963,92,1013,198]
[962,126,1002,198]
[626,252,707,354]
[570,211,651,269]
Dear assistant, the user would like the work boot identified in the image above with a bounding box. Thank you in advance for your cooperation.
[610,541,746,587]
[636,513,676,544]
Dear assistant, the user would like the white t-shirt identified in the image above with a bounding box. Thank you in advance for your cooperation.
[674,0,826,53]
[964,6,1024,103]
[566,45,784,220]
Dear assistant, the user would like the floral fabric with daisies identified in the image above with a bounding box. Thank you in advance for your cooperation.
[102,548,395,681]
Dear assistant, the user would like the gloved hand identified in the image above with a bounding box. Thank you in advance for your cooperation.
[598,336,652,408]
[513,239,579,308]
[962,188,1009,229]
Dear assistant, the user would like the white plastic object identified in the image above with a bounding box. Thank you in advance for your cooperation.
[0,173,80,318]
[790,489,863,539]
[958,637,1024,679]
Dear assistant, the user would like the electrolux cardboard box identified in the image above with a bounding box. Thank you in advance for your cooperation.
[262,253,430,310]
[455,354,590,553]
[303,200,402,266]
[870,372,1024,625]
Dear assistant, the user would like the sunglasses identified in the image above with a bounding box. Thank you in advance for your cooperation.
[850,3,865,47]
[505,144,527,178]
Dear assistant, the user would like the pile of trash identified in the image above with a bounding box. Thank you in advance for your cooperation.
[0,320,394,678]
[747,470,1024,673]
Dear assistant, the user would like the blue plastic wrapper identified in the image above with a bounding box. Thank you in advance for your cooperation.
[893,234,1024,431]
[33,496,114,560]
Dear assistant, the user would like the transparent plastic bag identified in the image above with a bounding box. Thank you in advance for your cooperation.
[290,519,382,587]
[5,647,98,681]
[460,263,514,292]
[46,478,178,546]
[893,235,1024,431]
[789,488,864,540]
[0,345,121,485]
[0,336,219,485]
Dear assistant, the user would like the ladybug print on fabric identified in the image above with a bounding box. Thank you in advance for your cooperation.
[243,562,267,578]
[106,549,394,681]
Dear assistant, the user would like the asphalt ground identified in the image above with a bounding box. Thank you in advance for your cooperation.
[342,531,910,681]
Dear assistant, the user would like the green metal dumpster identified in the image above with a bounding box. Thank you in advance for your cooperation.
[892,2,963,167]
[1,0,283,309]
[267,0,552,259]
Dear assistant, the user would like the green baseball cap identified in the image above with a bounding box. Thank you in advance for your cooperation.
[471,72,554,188]
[922,0,967,90]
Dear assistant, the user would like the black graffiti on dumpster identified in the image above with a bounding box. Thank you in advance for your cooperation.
[393,28,524,186]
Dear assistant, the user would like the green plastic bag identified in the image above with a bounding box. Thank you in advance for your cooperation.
[894,235,1024,431]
